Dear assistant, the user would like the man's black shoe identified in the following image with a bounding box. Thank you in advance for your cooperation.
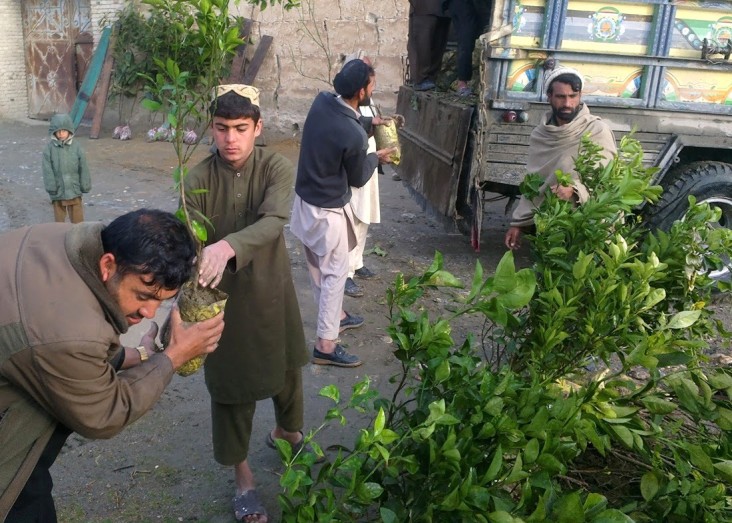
[339,311,364,332]
[413,79,436,91]
[345,277,363,297]
[312,344,362,367]
[354,267,377,280]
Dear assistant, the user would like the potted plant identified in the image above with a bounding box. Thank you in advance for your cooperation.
[134,0,241,375]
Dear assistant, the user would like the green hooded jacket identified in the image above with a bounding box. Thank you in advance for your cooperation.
[42,114,91,201]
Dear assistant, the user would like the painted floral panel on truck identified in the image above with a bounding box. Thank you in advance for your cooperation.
[669,5,732,59]
[561,1,655,55]
[509,0,546,49]
[662,69,732,105]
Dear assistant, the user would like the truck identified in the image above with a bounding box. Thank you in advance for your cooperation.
[395,0,732,252]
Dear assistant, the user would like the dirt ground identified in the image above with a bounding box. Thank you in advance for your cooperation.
[4,118,730,523]
[0,118,525,522]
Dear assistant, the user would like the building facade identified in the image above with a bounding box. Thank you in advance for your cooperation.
[0,0,409,135]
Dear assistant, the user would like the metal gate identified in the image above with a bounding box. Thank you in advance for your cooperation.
[22,0,93,119]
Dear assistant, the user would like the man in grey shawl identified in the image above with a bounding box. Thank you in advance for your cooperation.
[504,67,617,250]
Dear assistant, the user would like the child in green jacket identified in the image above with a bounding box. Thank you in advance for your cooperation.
[42,114,91,223]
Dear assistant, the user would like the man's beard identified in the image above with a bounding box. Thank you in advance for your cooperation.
[105,273,144,324]
[358,95,371,107]
[553,104,582,124]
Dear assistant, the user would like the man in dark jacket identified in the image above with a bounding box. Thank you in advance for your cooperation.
[0,209,224,522]
[290,59,395,367]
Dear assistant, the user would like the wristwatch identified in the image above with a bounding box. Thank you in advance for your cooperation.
[135,345,149,362]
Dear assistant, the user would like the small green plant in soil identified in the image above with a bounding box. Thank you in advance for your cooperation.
[113,0,298,250]
[276,135,732,522]
[125,0,297,375]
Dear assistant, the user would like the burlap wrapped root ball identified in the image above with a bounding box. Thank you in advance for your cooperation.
[160,282,228,377]
[374,116,403,165]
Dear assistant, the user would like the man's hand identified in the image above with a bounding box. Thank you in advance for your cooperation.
[550,184,575,202]
[164,306,224,371]
[119,322,160,369]
[198,240,235,288]
[138,322,159,353]
[371,115,391,126]
[505,226,523,250]
[376,147,398,164]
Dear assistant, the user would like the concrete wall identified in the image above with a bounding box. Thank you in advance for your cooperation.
[0,1,29,119]
[241,0,409,138]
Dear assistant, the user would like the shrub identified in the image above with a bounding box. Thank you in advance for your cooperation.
[277,135,732,522]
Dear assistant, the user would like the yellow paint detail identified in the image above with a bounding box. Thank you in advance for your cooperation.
[561,40,649,54]
[567,1,654,16]
[510,35,542,48]
[520,0,546,8]
[677,8,732,23]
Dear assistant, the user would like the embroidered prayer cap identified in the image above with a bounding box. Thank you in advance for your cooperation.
[212,84,260,107]
[333,59,371,99]
[544,67,583,93]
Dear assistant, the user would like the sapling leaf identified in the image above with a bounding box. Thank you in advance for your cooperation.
[551,491,583,523]
[686,443,714,474]
[592,508,636,522]
[141,98,162,112]
[319,384,340,403]
[640,396,677,415]
[191,219,207,242]
[380,507,398,523]
[487,511,515,523]
[373,408,385,436]
[666,310,701,329]
[713,460,732,483]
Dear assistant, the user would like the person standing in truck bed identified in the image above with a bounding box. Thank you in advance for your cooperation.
[408,0,451,91]
[505,67,617,250]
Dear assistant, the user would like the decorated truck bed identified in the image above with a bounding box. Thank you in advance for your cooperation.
[396,0,732,242]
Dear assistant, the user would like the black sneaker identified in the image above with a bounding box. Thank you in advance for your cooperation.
[339,311,364,332]
[413,79,436,91]
[345,277,364,297]
[312,344,362,367]
[354,267,377,280]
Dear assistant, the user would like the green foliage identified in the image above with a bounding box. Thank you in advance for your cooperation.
[124,0,242,246]
[277,136,732,522]
[107,0,299,103]
[109,0,297,247]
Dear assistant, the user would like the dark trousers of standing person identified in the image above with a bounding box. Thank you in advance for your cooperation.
[408,13,451,85]
[7,425,72,523]
[450,0,482,82]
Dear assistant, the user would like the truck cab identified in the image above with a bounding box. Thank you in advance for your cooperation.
[396,0,732,246]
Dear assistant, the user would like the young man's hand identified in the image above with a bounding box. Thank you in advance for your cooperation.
[198,240,235,288]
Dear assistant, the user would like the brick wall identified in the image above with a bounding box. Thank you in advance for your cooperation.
[0,2,29,119]
[90,0,126,45]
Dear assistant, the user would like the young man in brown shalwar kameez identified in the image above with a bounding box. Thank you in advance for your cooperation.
[186,85,309,523]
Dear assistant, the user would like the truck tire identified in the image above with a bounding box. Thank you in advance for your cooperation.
[644,161,732,232]
[644,161,732,281]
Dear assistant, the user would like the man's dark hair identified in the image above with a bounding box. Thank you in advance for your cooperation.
[101,209,195,290]
[209,91,261,123]
[547,73,582,95]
